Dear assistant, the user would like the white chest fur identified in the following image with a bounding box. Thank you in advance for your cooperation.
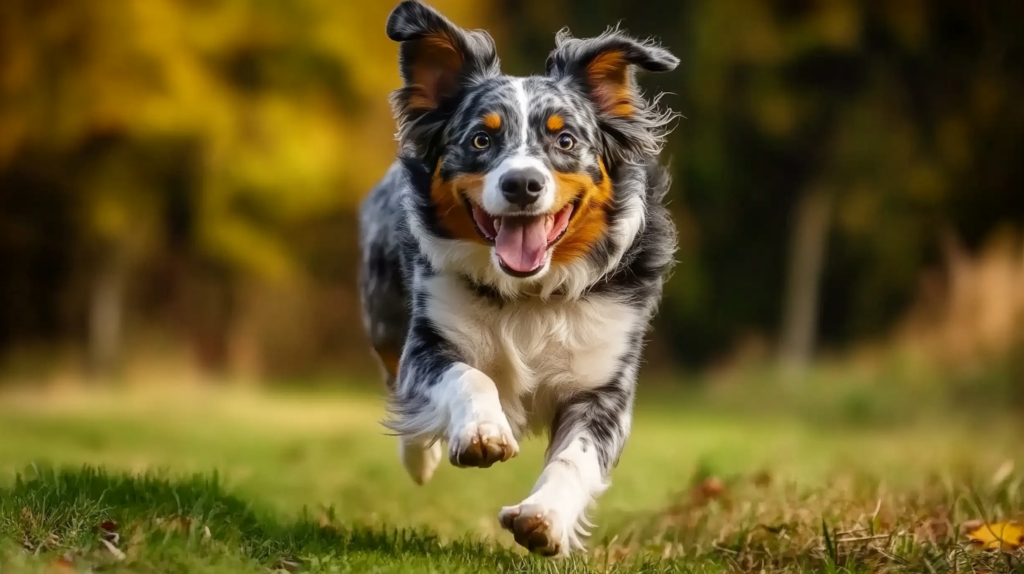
[422,274,641,434]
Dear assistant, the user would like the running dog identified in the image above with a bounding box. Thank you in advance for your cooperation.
[359,0,678,556]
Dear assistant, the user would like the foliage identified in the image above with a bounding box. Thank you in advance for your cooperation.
[0,0,489,279]
[0,0,489,372]
[1,0,1022,374]
[965,521,1024,553]
[502,0,1024,363]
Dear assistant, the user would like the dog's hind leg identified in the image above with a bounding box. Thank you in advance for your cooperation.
[358,163,411,391]
[399,436,443,485]
[370,345,447,485]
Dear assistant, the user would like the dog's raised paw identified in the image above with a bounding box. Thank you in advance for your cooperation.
[448,421,518,468]
[498,503,565,557]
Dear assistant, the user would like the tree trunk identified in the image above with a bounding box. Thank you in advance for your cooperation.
[88,244,128,380]
[185,262,235,377]
[779,190,833,370]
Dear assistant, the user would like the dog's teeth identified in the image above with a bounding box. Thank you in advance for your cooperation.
[493,218,501,232]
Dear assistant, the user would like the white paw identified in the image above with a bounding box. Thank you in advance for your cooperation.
[498,503,568,557]
[448,419,518,468]
[400,438,442,485]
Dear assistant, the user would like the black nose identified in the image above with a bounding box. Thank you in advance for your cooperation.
[499,168,545,209]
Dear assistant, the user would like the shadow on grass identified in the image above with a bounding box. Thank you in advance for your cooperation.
[4,466,1023,573]
[0,466,639,573]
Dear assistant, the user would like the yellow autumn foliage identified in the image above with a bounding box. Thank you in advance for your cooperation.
[964,520,1024,552]
[0,0,490,279]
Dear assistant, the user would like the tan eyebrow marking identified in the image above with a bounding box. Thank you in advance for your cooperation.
[547,115,565,131]
[482,113,501,130]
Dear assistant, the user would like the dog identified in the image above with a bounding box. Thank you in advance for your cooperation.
[358,0,678,557]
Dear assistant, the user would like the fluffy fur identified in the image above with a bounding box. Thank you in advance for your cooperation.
[359,0,679,557]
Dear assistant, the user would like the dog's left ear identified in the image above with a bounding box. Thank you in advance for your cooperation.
[387,1,500,151]
[546,28,678,119]
[546,29,679,163]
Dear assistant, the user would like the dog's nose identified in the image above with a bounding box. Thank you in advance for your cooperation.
[499,168,545,209]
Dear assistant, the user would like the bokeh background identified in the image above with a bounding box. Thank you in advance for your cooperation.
[2,3,1024,572]
[1,0,1022,414]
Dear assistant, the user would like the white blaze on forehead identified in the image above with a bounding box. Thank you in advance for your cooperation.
[514,78,530,152]
[482,78,556,215]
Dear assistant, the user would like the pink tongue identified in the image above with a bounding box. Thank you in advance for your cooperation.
[495,217,548,273]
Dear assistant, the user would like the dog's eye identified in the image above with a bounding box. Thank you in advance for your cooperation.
[471,133,491,150]
[556,133,575,151]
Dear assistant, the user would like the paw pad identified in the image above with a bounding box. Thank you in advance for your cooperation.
[498,504,563,557]
[449,422,518,468]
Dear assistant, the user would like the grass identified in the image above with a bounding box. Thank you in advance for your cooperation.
[0,381,1022,573]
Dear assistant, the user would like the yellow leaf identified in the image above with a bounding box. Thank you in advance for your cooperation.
[964,520,1024,552]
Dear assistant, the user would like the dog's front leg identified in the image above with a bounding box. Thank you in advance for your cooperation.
[499,382,635,557]
[432,363,519,468]
[386,315,518,480]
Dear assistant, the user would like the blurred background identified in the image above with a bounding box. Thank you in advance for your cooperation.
[1,0,1022,416]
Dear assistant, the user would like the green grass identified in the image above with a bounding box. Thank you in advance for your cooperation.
[1,383,1023,573]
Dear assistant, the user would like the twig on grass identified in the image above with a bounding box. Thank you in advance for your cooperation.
[836,534,892,543]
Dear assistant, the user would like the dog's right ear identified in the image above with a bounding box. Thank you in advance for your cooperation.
[387,1,500,150]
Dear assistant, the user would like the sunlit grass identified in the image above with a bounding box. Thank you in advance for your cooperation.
[1,383,1022,572]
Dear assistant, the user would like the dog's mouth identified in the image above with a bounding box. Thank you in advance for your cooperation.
[467,198,577,278]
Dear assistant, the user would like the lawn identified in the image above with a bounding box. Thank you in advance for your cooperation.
[0,382,1022,573]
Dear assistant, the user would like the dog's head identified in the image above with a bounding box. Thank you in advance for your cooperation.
[388,1,678,294]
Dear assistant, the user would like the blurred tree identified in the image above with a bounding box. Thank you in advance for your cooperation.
[500,0,1024,369]
[1,0,1021,379]
[0,0,490,377]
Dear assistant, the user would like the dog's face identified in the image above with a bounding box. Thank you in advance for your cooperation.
[388,1,677,284]
[433,76,614,278]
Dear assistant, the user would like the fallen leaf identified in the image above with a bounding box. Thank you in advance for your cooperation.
[691,476,726,503]
[49,556,75,573]
[97,520,120,544]
[963,520,1024,552]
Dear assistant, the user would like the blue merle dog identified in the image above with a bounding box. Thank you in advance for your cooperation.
[359,0,679,556]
